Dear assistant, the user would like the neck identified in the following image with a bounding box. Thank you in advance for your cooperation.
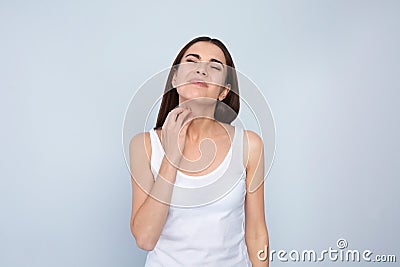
[186,118,219,141]
[179,97,221,141]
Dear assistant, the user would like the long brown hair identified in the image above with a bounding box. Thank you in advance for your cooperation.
[155,36,240,129]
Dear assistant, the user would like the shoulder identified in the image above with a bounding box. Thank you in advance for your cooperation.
[129,131,152,161]
[129,131,151,148]
[243,130,264,170]
[243,130,264,152]
[243,130,263,145]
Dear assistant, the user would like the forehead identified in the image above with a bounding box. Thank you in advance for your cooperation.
[183,41,226,64]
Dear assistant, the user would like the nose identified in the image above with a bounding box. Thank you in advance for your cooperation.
[195,62,208,76]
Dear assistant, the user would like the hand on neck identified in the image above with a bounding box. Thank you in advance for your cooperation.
[178,97,222,141]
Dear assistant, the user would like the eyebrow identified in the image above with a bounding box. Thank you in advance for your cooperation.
[185,53,225,68]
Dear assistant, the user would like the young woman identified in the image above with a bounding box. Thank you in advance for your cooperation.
[129,36,269,266]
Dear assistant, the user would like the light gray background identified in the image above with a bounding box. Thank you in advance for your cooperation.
[1,0,399,266]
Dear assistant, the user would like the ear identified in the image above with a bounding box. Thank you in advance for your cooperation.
[218,84,231,101]
[171,69,177,88]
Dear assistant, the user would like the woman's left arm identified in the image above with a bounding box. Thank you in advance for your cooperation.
[243,130,269,267]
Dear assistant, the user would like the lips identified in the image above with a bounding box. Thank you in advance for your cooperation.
[189,79,208,87]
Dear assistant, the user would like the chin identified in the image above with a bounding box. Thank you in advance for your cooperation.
[179,96,217,107]
[177,86,217,104]
[177,89,203,100]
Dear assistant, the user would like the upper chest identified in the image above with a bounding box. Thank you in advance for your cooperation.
[155,127,236,177]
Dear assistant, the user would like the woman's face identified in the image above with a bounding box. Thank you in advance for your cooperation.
[172,41,231,103]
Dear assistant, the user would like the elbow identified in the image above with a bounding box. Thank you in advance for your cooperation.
[131,223,157,251]
[135,236,157,251]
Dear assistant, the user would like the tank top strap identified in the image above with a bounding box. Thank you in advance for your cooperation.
[149,128,163,153]
[231,126,245,174]
[149,128,164,177]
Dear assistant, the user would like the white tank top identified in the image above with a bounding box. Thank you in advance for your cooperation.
[145,126,252,267]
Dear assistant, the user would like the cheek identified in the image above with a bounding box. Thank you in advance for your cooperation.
[174,64,195,85]
[208,72,227,87]
[207,85,224,97]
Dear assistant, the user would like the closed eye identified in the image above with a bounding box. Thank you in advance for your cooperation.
[209,63,221,71]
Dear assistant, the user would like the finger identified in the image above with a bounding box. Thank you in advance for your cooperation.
[165,107,186,125]
[172,107,189,122]
[181,116,193,130]
[173,107,191,122]
[176,109,192,125]
[171,107,187,114]
[175,110,186,122]
[180,114,194,133]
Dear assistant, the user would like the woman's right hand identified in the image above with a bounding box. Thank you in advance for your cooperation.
[161,106,193,167]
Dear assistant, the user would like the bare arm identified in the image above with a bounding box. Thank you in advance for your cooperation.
[129,107,193,251]
[129,133,178,251]
[243,130,269,266]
